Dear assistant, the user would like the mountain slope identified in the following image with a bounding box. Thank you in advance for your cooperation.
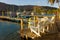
[0,2,58,12]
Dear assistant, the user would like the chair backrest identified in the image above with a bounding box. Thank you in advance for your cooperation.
[49,16,55,23]
[51,16,55,21]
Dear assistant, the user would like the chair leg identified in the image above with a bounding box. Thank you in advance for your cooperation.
[47,25,49,32]
[42,27,45,33]
[30,29,32,32]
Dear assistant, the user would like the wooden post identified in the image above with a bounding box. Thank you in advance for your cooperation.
[21,19,23,30]
[7,8,8,17]
[2,11,4,16]
[37,17,40,34]
[34,16,35,27]
[28,18,31,28]
[26,35,28,40]
[7,11,8,17]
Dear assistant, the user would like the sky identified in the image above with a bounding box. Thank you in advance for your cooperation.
[0,0,59,8]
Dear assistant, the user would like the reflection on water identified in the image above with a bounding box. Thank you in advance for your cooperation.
[0,21,20,40]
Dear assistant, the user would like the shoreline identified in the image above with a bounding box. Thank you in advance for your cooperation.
[0,19,20,25]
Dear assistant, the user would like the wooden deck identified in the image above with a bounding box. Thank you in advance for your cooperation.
[19,22,59,40]
[0,16,22,20]
[1,16,60,40]
[20,29,39,39]
[20,28,58,39]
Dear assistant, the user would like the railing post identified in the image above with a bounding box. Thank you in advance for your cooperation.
[21,19,23,30]
[2,11,4,16]
[34,16,35,27]
[28,18,31,28]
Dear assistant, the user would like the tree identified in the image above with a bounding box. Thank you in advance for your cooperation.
[33,6,44,14]
[48,0,59,4]
[48,0,60,10]
[48,0,55,5]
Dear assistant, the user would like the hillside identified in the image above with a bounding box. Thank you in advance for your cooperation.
[0,2,58,12]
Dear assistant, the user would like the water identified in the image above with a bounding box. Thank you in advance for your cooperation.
[0,21,20,40]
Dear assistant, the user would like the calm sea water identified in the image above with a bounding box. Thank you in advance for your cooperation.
[0,21,20,40]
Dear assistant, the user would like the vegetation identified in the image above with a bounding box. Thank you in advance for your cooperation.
[48,0,59,5]
[33,6,58,14]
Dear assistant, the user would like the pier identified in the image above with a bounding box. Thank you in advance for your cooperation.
[19,13,58,40]
[0,12,59,40]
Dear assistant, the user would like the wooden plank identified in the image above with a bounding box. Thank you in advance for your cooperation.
[20,29,39,39]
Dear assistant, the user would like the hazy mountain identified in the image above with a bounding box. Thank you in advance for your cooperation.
[0,2,58,12]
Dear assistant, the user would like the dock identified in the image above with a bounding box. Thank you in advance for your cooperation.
[0,14,59,40]
[0,16,22,20]
[19,29,59,40]
[20,29,39,39]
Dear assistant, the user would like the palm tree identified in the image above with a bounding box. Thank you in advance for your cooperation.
[48,0,60,20]
[48,0,55,5]
[48,0,59,5]
[48,0,60,8]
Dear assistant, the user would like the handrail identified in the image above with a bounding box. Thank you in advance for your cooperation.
[29,16,55,36]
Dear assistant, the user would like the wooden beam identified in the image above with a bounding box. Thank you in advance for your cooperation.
[21,19,23,30]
